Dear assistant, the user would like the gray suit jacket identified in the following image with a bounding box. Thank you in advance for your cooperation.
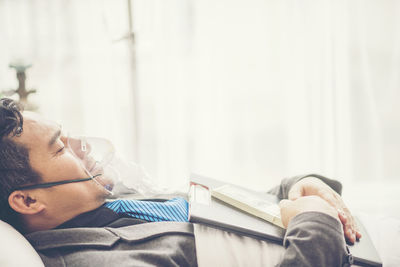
[25,174,353,267]
[27,221,196,267]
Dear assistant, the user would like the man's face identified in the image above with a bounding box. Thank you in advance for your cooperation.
[12,112,108,221]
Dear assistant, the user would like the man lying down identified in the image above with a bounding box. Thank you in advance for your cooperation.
[0,98,360,267]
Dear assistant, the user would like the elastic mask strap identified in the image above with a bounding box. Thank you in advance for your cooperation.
[13,174,102,191]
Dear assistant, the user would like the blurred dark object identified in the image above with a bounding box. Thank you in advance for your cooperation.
[3,63,38,111]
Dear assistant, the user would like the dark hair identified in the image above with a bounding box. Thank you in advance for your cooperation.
[0,98,42,231]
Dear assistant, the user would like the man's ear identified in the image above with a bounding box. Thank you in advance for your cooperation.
[8,191,45,215]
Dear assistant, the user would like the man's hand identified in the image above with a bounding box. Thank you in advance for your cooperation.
[288,177,362,243]
[279,195,339,228]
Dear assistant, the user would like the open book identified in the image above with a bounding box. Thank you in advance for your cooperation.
[211,184,284,228]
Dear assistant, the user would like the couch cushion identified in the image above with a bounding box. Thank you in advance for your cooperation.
[0,220,44,267]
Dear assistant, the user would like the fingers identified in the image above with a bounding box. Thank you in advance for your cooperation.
[279,199,292,228]
[338,210,353,242]
[341,206,359,243]
[342,207,355,243]
[288,185,302,201]
[311,190,362,243]
[338,210,347,224]
[337,206,362,243]
[356,230,362,239]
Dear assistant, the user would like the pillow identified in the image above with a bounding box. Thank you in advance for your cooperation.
[0,220,44,267]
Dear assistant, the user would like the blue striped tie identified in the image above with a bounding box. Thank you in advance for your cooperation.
[104,197,189,222]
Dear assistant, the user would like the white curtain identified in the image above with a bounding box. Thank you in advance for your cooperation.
[1,0,399,193]
[0,0,137,161]
[132,0,400,191]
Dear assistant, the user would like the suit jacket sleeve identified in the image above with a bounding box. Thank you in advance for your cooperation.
[279,211,353,267]
[268,173,343,199]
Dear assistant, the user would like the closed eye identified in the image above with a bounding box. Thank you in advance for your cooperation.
[54,146,65,156]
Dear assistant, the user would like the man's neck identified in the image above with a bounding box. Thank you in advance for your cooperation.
[23,202,105,233]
